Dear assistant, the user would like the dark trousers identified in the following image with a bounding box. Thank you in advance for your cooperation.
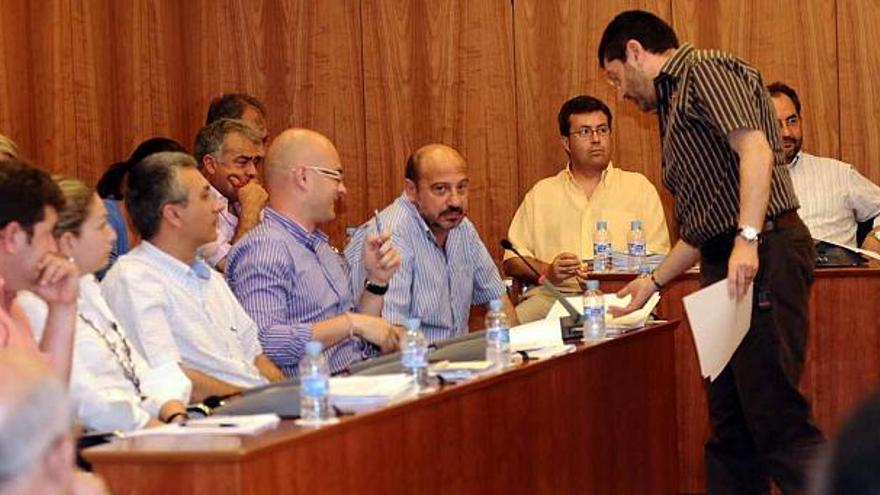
[699,215,825,494]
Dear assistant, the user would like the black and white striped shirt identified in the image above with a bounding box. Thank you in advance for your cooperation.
[654,43,799,246]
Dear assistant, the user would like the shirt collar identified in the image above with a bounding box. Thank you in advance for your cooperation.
[139,241,213,281]
[786,151,803,170]
[657,43,696,82]
[263,207,329,250]
[564,161,614,185]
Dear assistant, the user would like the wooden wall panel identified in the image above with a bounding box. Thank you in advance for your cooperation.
[361,0,518,259]
[672,0,840,162]
[514,0,675,244]
[0,0,35,162]
[838,0,880,184]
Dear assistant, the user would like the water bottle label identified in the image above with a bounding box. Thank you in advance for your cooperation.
[628,242,646,256]
[593,241,610,256]
[499,328,510,344]
[583,306,604,319]
[402,348,427,368]
[301,375,328,398]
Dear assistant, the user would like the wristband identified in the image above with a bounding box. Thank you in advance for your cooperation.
[365,280,389,296]
[649,271,663,291]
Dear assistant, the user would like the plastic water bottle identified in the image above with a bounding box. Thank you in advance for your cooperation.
[582,280,606,341]
[296,340,337,426]
[401,318,430,391]
[627,219,646,272]
[593,220,611,272]
[485,299,511,369]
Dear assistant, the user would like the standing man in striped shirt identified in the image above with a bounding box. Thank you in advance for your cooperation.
[600,10,824,494]
[226,128,401,376]
[345,144,517,345]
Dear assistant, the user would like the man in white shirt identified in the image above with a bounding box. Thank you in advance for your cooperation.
[194,119,267,271]
[768,82,880,251]
[103,151,284,402]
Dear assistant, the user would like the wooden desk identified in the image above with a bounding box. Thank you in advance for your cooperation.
[595,266,880,494]
[85,322,679,495]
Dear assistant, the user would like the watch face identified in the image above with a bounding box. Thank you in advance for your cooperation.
[740,226,759,241]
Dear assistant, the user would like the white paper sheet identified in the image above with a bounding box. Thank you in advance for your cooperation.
[682,279,753,381]
[546,292,661,330]
[509,318,564,352]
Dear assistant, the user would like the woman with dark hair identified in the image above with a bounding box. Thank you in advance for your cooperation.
[96,137,185,278]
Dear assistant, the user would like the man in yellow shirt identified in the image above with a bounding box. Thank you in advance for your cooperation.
[505,95,670,322]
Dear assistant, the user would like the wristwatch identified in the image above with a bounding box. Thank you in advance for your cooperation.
[364,280,389,296]
[737,225,760,243]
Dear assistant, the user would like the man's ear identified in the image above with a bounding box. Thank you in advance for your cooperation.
[404,178,418,200]
[201,155,218,176]
[161,203,184,230]
[561,136,572,155]
[625,39,645,65]
[0,222,26,254]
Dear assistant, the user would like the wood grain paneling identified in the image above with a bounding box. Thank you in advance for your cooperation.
[672,0,840,162]
[361,0,518,259]
[514,0,675,238]
[838,0,880,185]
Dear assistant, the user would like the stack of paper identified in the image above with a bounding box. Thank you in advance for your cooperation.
[509,318,565,352]
[546,292,661,332]
[123,413,281,437]
[429,360,495,382]
[329,374,418,413]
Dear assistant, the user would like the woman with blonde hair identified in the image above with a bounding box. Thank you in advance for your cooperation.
[17,177,193,432]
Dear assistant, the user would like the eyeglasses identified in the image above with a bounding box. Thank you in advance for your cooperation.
[777,115,800,130]
[569,126,611,139]
[303,165,344,182]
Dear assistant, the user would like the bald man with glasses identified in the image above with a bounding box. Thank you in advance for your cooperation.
[226,128,402,376]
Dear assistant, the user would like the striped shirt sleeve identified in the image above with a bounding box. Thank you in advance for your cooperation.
[378,231,414,327]
[228,238,313,371]
[469,228,506,306]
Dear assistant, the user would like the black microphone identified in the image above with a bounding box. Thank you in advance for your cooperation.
[500,239,583,341]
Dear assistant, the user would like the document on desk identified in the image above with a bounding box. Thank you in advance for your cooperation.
[546,292,661,331]
[682,279,753,381]
[509,318,564,351]
[123,414,281,437]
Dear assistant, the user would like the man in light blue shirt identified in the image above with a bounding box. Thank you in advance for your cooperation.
[227,129,401,376]
[102,152,284,402]
[345,144,518,345]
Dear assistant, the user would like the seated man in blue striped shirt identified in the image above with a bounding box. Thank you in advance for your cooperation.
[345,144,518,345]
[227,128,402,376]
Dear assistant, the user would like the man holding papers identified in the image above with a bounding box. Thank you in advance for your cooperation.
[599,10,824,494]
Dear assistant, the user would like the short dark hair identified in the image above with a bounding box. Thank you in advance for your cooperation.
[558,95,613,136]
[598,10,679,67]
[404,153,419,182]
[767,82,802,115]
[823,389,880,495]
[96,137,186,200]
[193,119,263,167]
[205,93,266,125]
[124,151,195,240]
[0,159,64,234]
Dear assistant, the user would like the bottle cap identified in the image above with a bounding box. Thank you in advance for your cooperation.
[305,340,323,356]
[488,299,502,311]
[630,219,642,229]
[586,280,599,290]
[596,220,607,230]
[405,318,421,330]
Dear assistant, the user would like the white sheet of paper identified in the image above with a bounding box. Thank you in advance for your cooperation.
[546,292,661,330]
[682,279,753,381]
[509,318,564,352]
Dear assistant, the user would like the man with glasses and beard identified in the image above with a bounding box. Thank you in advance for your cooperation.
[345,144,517,345]
[768,81,880,252]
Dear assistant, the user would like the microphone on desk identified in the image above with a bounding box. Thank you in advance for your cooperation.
[500,239,583,341]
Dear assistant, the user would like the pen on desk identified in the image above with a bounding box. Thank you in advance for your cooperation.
[374,209,383,235]
[179,422,238,428]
